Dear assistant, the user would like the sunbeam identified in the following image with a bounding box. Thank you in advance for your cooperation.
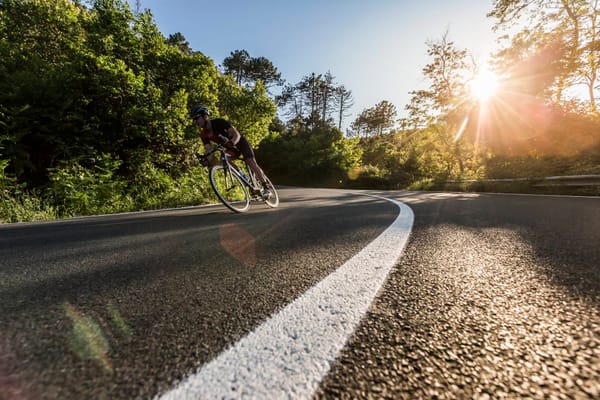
[470,68,499,102]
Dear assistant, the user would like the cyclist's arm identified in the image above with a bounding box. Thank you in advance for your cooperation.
[225,126,241,146]
[201,136,216,164]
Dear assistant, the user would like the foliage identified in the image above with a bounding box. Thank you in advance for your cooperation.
[348,133,419,189]
[400,31,473,130]
[350,32,483,187]
[222,49,283,89]
[489,0,600,113]
[0,0,275,221]
[350,101,397,137]
[217,77,277,146]
[256,120,362,186]
[126,162,214,211]
[47,154,127,216]
[277,72,354,131]
[0,158,57,222]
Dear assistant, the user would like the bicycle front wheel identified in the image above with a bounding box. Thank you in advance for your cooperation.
[209,165,250,213]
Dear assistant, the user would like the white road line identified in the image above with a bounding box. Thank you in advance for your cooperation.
[157,195,414,400]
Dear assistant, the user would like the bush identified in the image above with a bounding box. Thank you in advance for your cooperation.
[0,150,219,223]
[0,190,58,223]
[127,161,213,210]
[48,155,129,217]
[345,165,394,189]
[1,159,57,222]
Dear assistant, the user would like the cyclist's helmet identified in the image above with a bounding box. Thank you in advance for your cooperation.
[190,105,209,120]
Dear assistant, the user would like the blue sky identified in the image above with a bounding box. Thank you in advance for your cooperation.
[134,0,499,129]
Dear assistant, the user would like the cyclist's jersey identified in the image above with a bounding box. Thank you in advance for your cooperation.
[200,118,233,145]
[200,118,255,160]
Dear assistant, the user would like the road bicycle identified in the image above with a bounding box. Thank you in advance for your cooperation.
[198,144,279,213]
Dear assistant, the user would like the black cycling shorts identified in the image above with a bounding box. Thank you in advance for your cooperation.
[235,135,255,160]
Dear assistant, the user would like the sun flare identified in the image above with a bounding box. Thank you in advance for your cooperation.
[470,68,499,101]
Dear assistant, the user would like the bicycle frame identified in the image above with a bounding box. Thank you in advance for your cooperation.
[199,143,279,212]
[201,145,260,193]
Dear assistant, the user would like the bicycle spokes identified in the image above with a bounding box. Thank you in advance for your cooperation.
[209,165,250,213]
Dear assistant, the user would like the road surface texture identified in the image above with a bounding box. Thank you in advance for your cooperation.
[1,188,598,399]
[316,191,600,399]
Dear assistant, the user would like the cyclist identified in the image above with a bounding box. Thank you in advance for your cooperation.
[190,105,272,197]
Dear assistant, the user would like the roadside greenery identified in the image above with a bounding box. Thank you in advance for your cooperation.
[1,0,599,222]
[0,0,275,222]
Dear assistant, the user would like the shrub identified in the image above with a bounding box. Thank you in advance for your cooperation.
[47,155,129,217]
[1,159,57,222]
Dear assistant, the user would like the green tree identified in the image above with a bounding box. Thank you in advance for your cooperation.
[222,49,250,85]
[222,49,283,89]
[217,77,277,146]
[247,56,284,89]
[395,32,476,180]
[257,121,361,186]
[357,132,422,188]
[489,0,599,113]
[0,0,89,183]
[351,100,397,137]
[277,72,341,129]
[0,0,277,220]
[167,32,192,55]
[335,85,354,131]
[402,31,471,128]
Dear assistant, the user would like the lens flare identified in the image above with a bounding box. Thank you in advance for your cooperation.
[454,115,470,142]
[65,302,112,371]
[219,223,256,268]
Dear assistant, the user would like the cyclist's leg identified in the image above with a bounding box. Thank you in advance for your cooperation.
[236,136,269,186]
[246,158,267,183]
[237,138,277,205]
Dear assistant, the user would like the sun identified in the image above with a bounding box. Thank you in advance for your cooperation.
[470,68,499,102]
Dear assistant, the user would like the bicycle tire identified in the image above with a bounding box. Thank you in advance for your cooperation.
[263,175,279,208]
[209,164,250,213]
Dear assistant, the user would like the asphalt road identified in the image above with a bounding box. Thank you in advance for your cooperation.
[1,188,599,399]
[316,191,600,399]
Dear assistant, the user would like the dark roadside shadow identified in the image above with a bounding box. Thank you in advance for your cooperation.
[0,192,399,318]
[0,187,369,250]
[0,192,399,399]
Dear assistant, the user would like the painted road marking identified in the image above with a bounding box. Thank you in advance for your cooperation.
[157,195,414,400]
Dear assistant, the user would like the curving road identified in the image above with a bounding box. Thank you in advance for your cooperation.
[317,191,600,399]
[0,188,598,399]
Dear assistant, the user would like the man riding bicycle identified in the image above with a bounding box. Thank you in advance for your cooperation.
[190,105,271,197]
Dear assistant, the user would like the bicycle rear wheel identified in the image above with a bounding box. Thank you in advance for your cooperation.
[209,165,250,213]
[263,175,279,208]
